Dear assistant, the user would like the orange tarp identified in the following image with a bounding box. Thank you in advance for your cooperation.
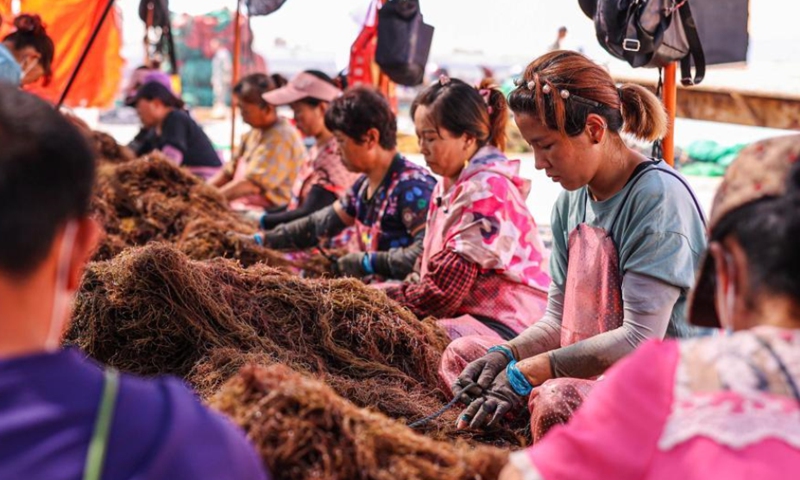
[20,0,124,108]
[0,1,13,35]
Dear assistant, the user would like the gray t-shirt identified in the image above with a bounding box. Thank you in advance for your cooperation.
[549,161,707,338]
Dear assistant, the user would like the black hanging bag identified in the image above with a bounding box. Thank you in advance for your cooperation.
[375,0,435,86]
[591,0,706,85]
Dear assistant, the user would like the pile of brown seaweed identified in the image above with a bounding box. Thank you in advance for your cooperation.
[65,244,463,433]
[210,363,509,480]
[90,154,297,269]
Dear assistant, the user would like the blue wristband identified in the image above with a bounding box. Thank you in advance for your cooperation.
[506,360,533,396]
[487,345,515,362]
[253,232,264,246]
[362,253,375,274]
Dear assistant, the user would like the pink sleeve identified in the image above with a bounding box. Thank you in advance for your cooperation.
[527,340,679,480]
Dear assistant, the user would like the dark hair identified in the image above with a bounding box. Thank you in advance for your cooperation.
[324,86,397,150]
[508,51,667,141]
[0,85,95,277]
[411,77,508,151]
[295,70,337,108]
[233,73,284,107]
[136,81,185,109]
[3,14,55,84]
[710,163,800,307]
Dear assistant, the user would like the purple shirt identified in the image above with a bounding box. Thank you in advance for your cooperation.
[0,348,268,480]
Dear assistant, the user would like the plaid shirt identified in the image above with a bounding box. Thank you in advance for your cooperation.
[385,249,479,319]
[225,118,307,207]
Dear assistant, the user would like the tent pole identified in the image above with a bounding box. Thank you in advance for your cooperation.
[144,1,153,67]
[662,62,677,166]
[229,0,242,159]
[57,0,116,108]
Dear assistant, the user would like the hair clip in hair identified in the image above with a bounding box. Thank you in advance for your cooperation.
[439,74,451,86]
[526,80,536,90]
[560,89,570,99]
[542,84,552,94]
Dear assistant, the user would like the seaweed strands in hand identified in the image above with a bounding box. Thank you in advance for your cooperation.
[65,244,455,428]
[210,363,509,480]
[90,154,295,269]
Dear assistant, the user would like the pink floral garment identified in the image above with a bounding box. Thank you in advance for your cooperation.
[422,146,550,336]
[512,327,800,480]
[287,137,361,210]
[423,146,550,288]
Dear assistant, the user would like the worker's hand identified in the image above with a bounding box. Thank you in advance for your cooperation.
[456,369,527,430]
[336,252,367,278]
[227,231,263,246]
[453,349,511,400]
[238,209,266,226]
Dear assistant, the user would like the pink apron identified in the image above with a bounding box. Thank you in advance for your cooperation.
[229,157,273,211]
[528,221,624,442]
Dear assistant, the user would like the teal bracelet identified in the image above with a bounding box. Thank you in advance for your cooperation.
[506,360,533,396]
[361,253,375,274]
[253,233,264,246]
[487,345,515,362]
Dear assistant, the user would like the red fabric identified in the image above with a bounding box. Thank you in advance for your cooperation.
[386,249,479,319]
[20,0,124,108]
[347,0,378,87]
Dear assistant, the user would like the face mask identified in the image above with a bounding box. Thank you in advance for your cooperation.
[44,220,78,351]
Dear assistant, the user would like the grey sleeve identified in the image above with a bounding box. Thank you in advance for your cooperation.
[548,271,680,379]
[506,282,564,360]
[372,228,425,280]
[264,204,346,250]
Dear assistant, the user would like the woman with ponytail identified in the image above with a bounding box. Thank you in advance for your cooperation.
[448,51,707,437]
[500,134,800,480]
[0,14,54,86]
[384,76,551,344]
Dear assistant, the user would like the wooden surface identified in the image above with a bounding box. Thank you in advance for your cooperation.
[611,62,800,130]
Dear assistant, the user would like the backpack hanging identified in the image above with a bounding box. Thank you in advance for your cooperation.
[375,0,434,86]
[589,0,706,86]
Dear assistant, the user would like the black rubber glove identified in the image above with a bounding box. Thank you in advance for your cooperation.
[458,369,526,430]
[370,228,425,280]
[262,205,346,250]
[336,252,367,278]
[453,350,511,400]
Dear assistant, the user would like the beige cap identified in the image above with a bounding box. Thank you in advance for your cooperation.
[262,72,341,106]
[688,134,800,327]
